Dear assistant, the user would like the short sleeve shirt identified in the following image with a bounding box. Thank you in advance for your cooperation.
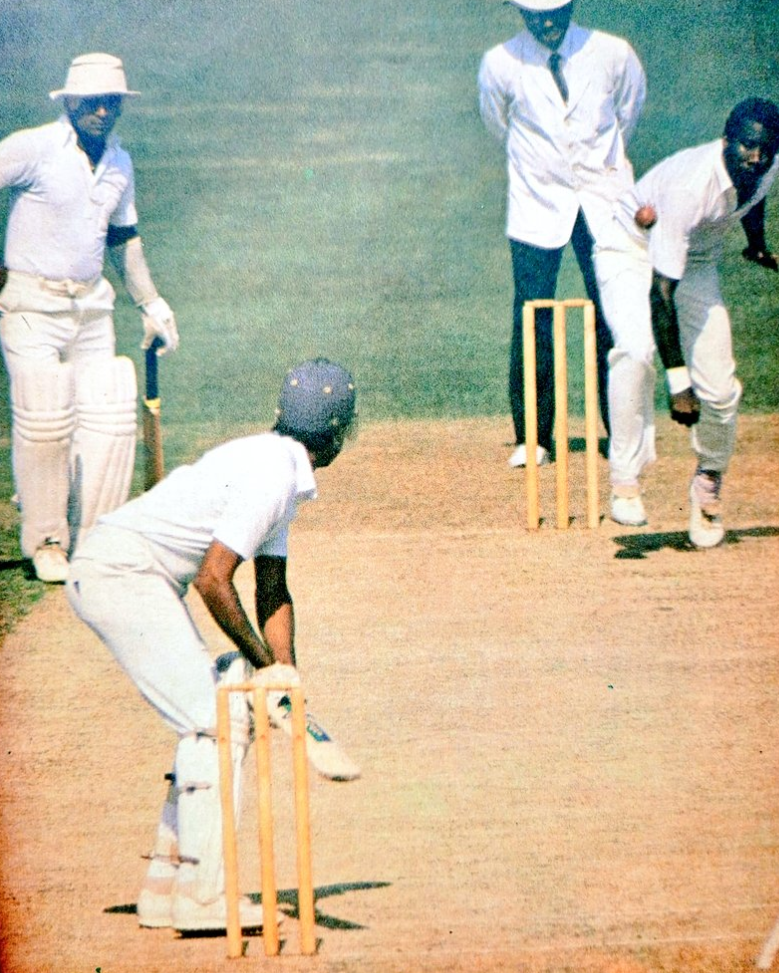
[100,433,317,588]
[613,139,779,279]
[0,116,137,281]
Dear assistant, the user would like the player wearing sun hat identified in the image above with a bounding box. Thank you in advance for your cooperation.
[48,52,141,99]
[0,53,178,582]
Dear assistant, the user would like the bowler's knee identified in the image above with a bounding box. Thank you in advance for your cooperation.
[702,377,742,418]
[608,342,655,372]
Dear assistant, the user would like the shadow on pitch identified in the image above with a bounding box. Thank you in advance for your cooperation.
[105,880,391,934]
[0,557,34,577]
[613,525,779,560]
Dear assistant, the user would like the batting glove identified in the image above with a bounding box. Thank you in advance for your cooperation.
[141,297,179,355]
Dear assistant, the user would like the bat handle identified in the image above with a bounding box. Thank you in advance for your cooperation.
[145,337,164,400]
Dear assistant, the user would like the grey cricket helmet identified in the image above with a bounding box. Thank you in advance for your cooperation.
[274,358,356,447]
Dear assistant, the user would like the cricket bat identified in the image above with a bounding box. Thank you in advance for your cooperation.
[142,337,165,489]
[266,691,362,782]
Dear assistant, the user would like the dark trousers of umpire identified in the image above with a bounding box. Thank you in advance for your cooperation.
[509,209,612,452]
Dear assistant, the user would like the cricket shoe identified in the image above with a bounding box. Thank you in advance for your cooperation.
[137,884,175,929]
[508,444,550,468]
[32,539,68,583]
[610,484,647,527]
[688,469,725,549]
[172,892,285,933]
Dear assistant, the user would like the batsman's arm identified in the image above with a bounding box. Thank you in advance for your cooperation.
[251,556,360,780]
[650,270,700,426]
[107,231,180,352]
[254,555,296,667]
[194,540,275,670]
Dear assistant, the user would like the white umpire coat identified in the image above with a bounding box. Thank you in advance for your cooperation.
[478,22,646,248]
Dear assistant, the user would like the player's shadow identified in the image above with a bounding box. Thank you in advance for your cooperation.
[254,881,391,931]
[613,525,779,560]
[105,880,391,935]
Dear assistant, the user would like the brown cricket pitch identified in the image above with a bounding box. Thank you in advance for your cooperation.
[1,415,778,973]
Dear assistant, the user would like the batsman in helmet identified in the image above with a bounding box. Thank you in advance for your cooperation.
[67,359,357,933]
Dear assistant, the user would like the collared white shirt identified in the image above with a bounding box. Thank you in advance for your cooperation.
[478,22,646,247]
[100,434,317,588]
[0,115,137,282]
[613,139,779,280]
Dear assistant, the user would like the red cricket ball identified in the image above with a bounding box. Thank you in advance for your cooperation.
[634,205,657,229]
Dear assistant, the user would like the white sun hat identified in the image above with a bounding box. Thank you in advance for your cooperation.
[505,0,573,10]
[49,53,140,101]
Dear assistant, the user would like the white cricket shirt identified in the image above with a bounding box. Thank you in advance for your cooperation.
[100,434,317,588]
[613,138,779,280]
[0,116,138,282]
[478,22,646,247]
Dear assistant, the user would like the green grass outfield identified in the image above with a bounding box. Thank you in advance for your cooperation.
[0,0,777,628]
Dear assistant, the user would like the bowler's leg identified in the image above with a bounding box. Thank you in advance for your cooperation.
[676,265,739,548]
[676,265,741,475]
[571,209,613,435]
[593,242,656,525]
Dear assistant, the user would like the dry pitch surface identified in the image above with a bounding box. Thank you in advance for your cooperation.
[1,416,778,973]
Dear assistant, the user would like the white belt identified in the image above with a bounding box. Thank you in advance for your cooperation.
[8,269,102,299]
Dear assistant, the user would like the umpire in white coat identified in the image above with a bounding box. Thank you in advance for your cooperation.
[478,0,646,467]
[67,359,357,933]
[0,53,179,583]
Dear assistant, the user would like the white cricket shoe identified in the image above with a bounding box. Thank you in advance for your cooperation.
[508,444,550,468]
[32,540,68,583]
[610,485,647,527]
[172,893,285,933]
[689,470,725,549]
[138,886,174,929]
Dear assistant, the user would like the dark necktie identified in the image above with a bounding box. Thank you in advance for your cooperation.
[548,52,568,103]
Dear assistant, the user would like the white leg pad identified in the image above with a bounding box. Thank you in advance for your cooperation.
[174,736,226,905]
[147,772,179,866]
[11,362,76,557]
[175,657,253,905]
[70,356,137,553]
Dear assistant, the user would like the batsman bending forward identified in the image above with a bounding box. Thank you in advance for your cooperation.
[67,359,356,933]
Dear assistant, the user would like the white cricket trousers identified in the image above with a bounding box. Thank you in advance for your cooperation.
[0,271,118,554]
[595,245,741,485]
[67,525,236,904]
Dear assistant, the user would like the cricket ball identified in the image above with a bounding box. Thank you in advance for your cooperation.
[634,205,657,230]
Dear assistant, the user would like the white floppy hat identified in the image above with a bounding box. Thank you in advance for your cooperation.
[505,0,573,10]
[49,53,140,101]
